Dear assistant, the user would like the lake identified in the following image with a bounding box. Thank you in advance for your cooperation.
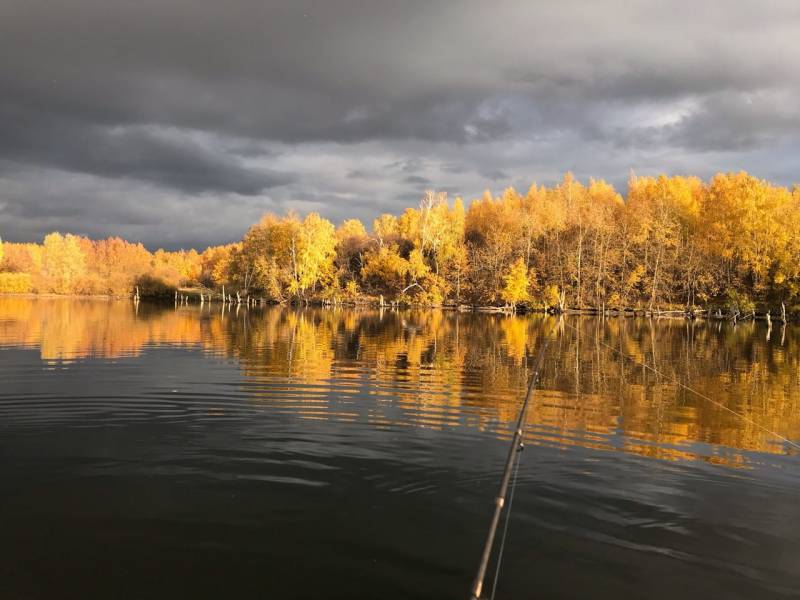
[1,297,799,599]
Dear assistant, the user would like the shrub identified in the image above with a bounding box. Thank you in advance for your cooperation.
[0,272,33,293]
[542,285,561,309]
[134,274,177,299]
[725,289,755,314]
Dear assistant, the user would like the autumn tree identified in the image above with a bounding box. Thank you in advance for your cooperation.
[200,244,237,287]
[42,232,87,294]
[3,170,800,310]
[362,244,408,295]
[241,213,293,296]
[334,218,369,290]
[292,212,337,298]
[373,214,400,248]
[85,237,152,295]
[0,243,43,276]
[465,190,519,303]
[501,258,530,309]
[238,212,336,301]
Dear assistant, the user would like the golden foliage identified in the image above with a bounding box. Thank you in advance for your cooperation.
[0,234,205,297]
[501,258,530,307]
[0,272,33,293]
[42,233,87,294]
[4,173,800,308]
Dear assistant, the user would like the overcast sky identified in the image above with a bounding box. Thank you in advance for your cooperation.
[1,0,799,249]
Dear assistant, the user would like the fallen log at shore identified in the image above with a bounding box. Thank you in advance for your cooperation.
[475,306,513,313]
[129,291,799,323]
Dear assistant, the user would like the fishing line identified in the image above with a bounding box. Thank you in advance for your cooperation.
[488,442,522,600]
[471,314,799,600]
[559,318,800,451]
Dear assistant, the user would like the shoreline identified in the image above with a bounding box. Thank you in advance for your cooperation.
[1,292,795,322]
[0,292,126,300]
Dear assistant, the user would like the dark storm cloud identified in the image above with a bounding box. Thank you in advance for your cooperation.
[1,0,799,246]
[0,108,293,194]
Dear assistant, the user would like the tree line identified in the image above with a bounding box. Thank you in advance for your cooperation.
[2,171,800,312]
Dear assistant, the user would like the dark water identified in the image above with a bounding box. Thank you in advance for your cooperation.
[1,298,800,599]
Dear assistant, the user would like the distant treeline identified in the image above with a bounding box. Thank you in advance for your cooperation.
[2,171,800,311]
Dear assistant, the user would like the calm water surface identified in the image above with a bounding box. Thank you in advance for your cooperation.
[1,297,800,599]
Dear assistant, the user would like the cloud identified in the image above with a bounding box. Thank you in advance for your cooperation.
[663,91,800,151]
[0,0,799,246]
[0,164,283,249]
[0,106,293,194]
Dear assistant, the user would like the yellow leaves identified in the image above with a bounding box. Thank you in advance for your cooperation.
[465,191,518,250]
[543,285,561,309]
[397,207,421,243]
[421,283,445,306]
[10,244,42,274]
[626,264,646,290]
[501,258,530,306]
[407,248,429,281]
[210,245,236,286]
[84,237,154,294]
[0,272,33,293]
[336,219,367,243]
[362,245,409,293]
[344,280,359,298]
[3,170,800,306]
[42,232,87,294]
[238,211,336,299]
[253,255,283,300]
[3,232,208,296]
[150,248,203,289]
[703,171,796,292]
[295,212,336,295]
[372,213,398,246]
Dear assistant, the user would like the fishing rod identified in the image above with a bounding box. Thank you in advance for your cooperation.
[470,315,800,599]
[469,316,561,600]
